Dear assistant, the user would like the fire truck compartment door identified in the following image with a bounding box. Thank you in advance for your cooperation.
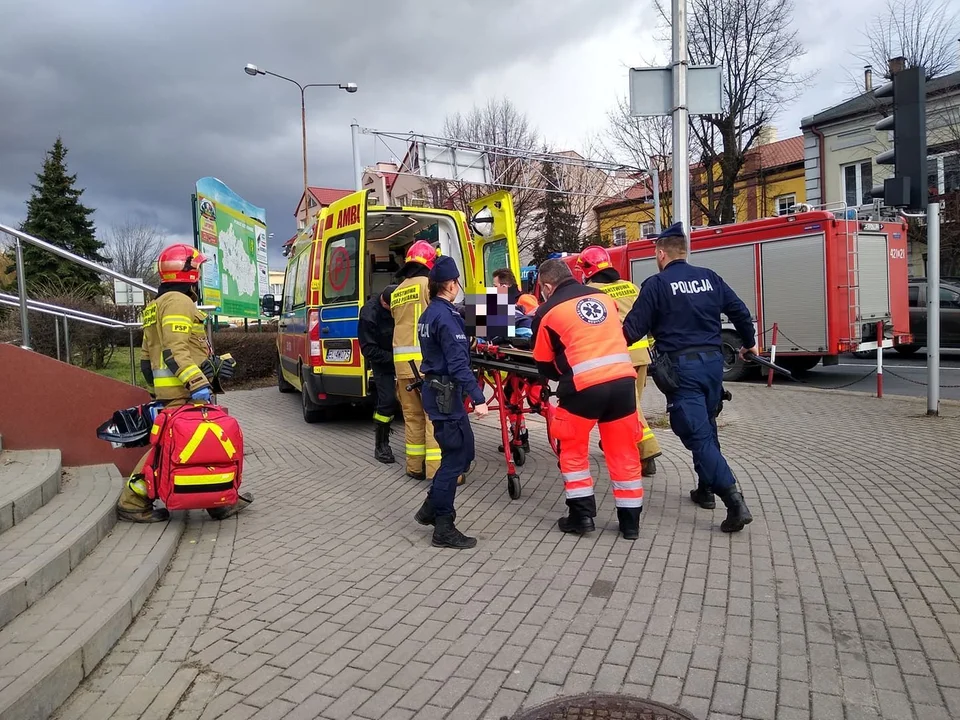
[760,234,827,353]
[856,233,891,321]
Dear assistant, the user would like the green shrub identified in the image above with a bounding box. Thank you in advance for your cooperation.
[210,329,278,382]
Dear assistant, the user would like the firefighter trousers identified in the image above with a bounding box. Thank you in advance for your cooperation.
[116,398,185,514]
[634,365,661,461]
[665,351,736,492]
[552,378,644,519]
[396,380,441,479]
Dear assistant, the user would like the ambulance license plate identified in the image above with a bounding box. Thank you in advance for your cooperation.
[325,348,351,363]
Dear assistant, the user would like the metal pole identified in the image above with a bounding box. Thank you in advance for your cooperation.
[927,201,941,416]
[14,237,30,350]
[351,121,363,191]
[300,87,309,198]
[767,323,778,388]
[671,0,691,250]
[876,320,884,398]
[62,316,71,365]
[129,327,136,386]
[651,163,662,234]
[54,314,61,361]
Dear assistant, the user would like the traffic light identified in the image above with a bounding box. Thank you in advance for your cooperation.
[872,65,927,210]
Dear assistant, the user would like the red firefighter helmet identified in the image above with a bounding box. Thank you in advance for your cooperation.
[405,240,438,269]
[157,244,207,284]
[577,245,612,280]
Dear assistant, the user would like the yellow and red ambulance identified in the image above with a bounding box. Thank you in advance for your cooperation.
[267,190,520,422]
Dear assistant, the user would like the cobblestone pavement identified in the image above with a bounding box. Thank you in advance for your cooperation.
[52,382,960,720]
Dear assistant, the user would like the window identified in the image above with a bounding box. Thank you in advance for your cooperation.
[776,194,796,215]
[842,161,873,207]
[293,248,311,308]
[927,153,960,196]
[612,226,627,246]
[908,285,920,308]
[322,231,360,304]
[482,240,509,286]
[281,257,298,314]
[939,286,960,308]
[640,222,655,238]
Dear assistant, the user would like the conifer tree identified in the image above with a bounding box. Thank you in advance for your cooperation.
[531,162,580,266]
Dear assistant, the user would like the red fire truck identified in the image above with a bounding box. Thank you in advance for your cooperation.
[559,209,913,380]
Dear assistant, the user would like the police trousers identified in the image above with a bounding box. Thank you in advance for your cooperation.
[552,378,644,519]
[665,350,736,492]
[372,368,397,425]
[396,380,441,478]
[426,411,475,517]
[634,365,661,460]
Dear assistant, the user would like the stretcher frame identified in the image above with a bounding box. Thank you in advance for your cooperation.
[465,341,560,500]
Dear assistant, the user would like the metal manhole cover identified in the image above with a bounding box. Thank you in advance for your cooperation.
[505,692,700,720]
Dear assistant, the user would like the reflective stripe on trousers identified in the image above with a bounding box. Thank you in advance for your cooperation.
[562,469,594,499]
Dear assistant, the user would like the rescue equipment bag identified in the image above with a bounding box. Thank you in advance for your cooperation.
[142,403,244,512]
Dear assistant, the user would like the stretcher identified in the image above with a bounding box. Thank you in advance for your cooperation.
[466,340,560,500]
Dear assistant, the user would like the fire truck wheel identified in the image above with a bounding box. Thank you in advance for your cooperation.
[278,358,296,393]
[894,344,920,357]
[721,330,751,382]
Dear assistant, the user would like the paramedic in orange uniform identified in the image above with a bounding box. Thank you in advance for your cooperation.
[532,259,645,540]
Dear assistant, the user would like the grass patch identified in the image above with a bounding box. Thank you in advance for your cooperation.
[85,350,147,389]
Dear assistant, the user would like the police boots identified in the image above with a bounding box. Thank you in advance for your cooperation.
[617,507,642,540]
[690,485,716,509]
[414,495,455,526]
[374,423,396,464]
[432,515,476,549]
[716,487,753,533]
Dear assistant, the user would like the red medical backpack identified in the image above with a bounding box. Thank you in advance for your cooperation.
[142,403,244,512]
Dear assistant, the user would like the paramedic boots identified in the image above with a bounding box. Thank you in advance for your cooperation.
[207,492,254,521]
[374,423,396,464]
[717,487,753,533]
[117,476,170,523]
[617,507,642,540]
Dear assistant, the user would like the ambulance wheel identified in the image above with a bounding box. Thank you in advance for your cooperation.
[301,379,326,424]
[511,446,526,467]
[508,474,522,500]
[278,359,295,393]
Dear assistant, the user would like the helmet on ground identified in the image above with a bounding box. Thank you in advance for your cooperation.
[577,246,612,279]
[157,244,208,284]
[96,402,164,448]
[405,240,438,270]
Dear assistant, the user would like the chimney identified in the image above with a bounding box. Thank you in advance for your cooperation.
[888,56,906,76]
[864,65,873,92]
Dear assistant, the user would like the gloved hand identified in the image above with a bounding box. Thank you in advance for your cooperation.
[215,354,237,381]
[191,387,213,404]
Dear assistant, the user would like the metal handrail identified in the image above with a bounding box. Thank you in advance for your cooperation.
[0,291,137,328]
[0,297,127,329]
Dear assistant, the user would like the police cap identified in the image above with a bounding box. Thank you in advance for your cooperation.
[429,255,460,283]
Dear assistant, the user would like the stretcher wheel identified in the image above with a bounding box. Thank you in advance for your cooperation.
[508,474,522,500]
[511,446,526,467]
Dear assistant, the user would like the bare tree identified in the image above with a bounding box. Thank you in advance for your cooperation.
[856,0,960,81]
[651,0,811,225]
[103,221,165,286]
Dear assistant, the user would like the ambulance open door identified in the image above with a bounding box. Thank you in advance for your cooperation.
[468,191,522,293]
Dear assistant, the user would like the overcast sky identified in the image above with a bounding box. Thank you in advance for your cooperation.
[0,0,911,269]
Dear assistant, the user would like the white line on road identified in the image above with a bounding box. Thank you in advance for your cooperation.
[838,363,960,370]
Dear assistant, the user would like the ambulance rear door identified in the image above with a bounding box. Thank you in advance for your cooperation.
[468,191,522,292]
[316,190,369,400]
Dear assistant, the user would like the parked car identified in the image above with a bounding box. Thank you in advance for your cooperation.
[894,278,960,355]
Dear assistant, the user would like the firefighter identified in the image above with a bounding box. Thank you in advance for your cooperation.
[392,240,442,481]
[532,259,645,540]
[413,255,490,549]
[577,245,662,476]
[623,222,757,532]
[116,243,252,523]
[359,284,398,464]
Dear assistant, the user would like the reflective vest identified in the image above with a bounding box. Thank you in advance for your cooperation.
[391,275,430,379]
[533,282,637,396]
[141,291,212,401]
[588,279,652,366]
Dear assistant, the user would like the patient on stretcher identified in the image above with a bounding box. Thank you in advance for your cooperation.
[458,288,535,349]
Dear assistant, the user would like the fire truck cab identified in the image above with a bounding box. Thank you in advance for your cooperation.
[560,208,912,381]
[266,189,521,422]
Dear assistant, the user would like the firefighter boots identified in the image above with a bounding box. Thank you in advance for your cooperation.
[557,515,596,535]
[690,485,716,509]
[717,487,753,533]
[432,515,476,549]
[118,506,171,523]
[117,476,170,523]
[617,507,642,540]
[642,457,658,476]
[207,492,254,521]
[414,496,455,526]
[407,469,426,481]
[374,424,396,464]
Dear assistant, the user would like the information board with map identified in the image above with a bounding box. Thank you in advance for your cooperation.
[192,177,268,318]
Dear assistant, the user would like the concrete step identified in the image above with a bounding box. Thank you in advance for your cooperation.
[0,511,183,720]
[0,466,118,630]
[0,451,62,535]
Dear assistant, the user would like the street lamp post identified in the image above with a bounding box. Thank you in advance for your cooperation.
[244,63,357,200]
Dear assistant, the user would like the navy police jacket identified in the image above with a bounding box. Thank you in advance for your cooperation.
[418,297,486,415]
[623,259,756,355]
[358,294,394,372]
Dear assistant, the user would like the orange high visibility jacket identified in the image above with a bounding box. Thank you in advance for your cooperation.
[391,274,430,379]
[532,278,636,398]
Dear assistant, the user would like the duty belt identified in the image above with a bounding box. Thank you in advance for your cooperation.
[668,345,722,361]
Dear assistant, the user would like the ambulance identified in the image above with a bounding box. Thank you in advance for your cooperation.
[263,189,521,422]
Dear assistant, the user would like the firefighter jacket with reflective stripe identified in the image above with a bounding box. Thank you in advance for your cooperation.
[140,290,212,401]
[588,279,652,366]
[532,278,637,399]
[391,275,430,379]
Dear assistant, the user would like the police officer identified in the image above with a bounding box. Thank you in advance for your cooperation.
[623,222,757,532]
[359,284,398,464]
[117,243,252,523]
[533,259,645,540]
[413,255,490,549]
[578,245,662,476]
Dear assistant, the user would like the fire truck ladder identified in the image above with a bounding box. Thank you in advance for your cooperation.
[833,203,862,348]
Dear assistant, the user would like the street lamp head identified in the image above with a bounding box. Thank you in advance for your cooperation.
[244,63,263,77]
[341,83,358,93]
